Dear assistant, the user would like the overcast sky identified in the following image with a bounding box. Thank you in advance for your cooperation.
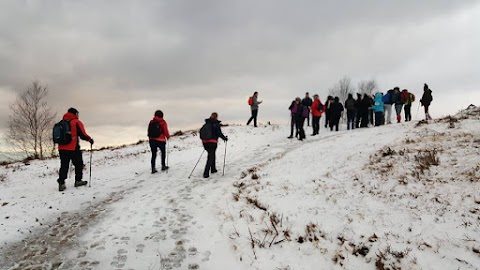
[1,0,479,150]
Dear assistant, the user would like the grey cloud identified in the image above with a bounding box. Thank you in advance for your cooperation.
[0,0,478,149]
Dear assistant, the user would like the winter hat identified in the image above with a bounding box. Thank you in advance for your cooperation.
[68,108,79,115]
[424,83,429,90]
[154,110,164,118]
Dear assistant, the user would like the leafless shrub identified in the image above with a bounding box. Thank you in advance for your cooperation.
[0,174,7,182]
[7,81,56,159]
[357,78,378,95]
[415,149,440,173]
[173,130,184,136]
[415,119,429,128]
[329,76,355,103]
[245,197,267,211]
[404,138,416,144]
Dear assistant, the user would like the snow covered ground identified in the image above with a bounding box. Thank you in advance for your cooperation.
[0,110,479,270]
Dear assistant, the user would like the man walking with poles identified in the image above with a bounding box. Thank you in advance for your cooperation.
[148,110,171,174]
[200,112,228,178]
[55,108,94,192]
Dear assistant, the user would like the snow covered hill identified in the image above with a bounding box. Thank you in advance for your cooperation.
[0,110,479,270]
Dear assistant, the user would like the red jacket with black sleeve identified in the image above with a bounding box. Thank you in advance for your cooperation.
[149,116,171,142]
[58,112,92,151]
[311,99,324,117]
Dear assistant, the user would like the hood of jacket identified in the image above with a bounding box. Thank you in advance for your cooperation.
[153,116,166,124]
[63,112,79,121]
[205,118,221,125]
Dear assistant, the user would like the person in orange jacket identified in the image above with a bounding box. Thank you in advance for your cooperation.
[148,110,171,174]
[57,108,94,192]
[310,94,324,136]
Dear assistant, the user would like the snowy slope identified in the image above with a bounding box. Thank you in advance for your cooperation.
[0,113,479,270]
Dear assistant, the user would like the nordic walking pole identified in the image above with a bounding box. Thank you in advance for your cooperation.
[188,150,205,179]
[166,140,169,174]
[416,102,421,120]
[222,140,228,176]
[89,143,93,187]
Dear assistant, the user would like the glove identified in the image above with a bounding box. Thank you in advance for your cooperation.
[224,136,228,142]
[89,138,94,145]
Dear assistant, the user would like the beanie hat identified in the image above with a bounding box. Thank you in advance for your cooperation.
[68,108,79,115]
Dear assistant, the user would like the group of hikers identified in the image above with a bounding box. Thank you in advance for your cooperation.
[54,108,228,191]
[54,84,432,191]
[247,84,433,140]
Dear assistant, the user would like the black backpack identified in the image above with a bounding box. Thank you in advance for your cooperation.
[345,99,355,110]
[148,121,162,138]
[53,120,72,145]
[318,101,324,111]
[199,123,213,140]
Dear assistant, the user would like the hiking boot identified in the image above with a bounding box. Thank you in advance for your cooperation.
[151,168,158,174]
[161,166,169,171]
[287,135,293,139]
[59,183,66,192]
[203,173,209,178]
[74,180,88,187]
[211,169,218,174]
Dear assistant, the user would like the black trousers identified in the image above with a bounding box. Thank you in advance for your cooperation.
[247,109,258,127]
[58,149,84,184]
[347,110,355,130]
[290,115,298,137]
[324,111,330,128]
[312,116,320,134]
[404,104,412,121]
[296,118,306,139]
[374,112,384,126]
[203,142,218,176]
[360,112,369,128]
[355,111,361,128]
[329,118,340,131]
[150,140,166,169]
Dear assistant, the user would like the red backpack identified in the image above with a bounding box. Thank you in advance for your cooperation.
[248,96,253,106]
[401,91,409,104]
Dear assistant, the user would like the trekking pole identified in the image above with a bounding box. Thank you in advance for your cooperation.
[165,140,169,174]
[416,102,421,120]
[89,144,93,187]
[188,150,205,179]
[222,140,228,176]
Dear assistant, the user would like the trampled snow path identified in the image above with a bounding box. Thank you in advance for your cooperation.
[1,117,479,270]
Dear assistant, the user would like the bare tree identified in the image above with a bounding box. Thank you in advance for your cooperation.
[329,76,355,103]
[357,78,378,95]
[7,81,56,159]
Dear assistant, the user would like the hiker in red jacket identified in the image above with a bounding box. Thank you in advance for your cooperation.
[57,108,94,192]
[310,94,324,136]
[148,110,171,174]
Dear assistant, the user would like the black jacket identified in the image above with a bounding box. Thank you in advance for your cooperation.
[330,101,344,120]
[302,97,313,107]
[421,90,433,106]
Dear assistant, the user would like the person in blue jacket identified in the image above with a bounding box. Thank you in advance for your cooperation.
[372,92,385,126]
